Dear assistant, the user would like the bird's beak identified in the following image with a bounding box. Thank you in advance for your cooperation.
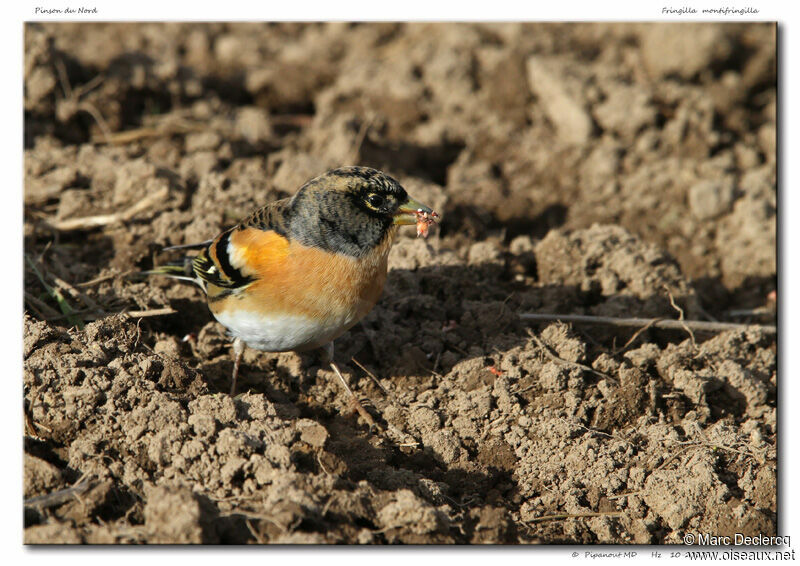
[393,198,438,225]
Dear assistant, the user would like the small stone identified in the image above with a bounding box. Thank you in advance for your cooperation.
[296,419,329,448]
[689,179,735,220]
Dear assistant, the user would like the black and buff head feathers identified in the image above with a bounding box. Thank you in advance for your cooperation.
[287,166,431,257]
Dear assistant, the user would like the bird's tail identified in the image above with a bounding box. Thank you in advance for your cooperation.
[136,248,208,291]
[141,257,197,283]
[133,240,213,289]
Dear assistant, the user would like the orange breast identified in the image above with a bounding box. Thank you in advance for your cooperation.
[209,227,392,329]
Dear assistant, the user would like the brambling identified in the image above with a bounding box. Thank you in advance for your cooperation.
[148,166,439,423]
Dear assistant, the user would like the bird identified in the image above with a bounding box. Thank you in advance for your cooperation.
[146,166,439,424]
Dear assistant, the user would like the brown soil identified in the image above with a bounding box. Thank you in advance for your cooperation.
[23,22,776,544]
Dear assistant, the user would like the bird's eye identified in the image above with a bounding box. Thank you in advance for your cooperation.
[366,193,385,208]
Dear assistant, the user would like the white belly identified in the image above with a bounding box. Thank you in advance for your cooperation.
[213,309,352,352]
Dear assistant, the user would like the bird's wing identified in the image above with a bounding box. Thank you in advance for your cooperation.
[192,198,293,292]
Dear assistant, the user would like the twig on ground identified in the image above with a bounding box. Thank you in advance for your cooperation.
[496,292,514,321]
[220,510,291,534]
[53,276,106,315]
[664,285,696,348]
[55,58,111,143]
[24,477,94,511]
[561,418,612,438]
[349,357,420,447]
[24,406,52,438]
[270,114,314,128]
[24,291,60,319]
[726,307,775,318]
[92,115,209,145]
[431,350,442,377]
[94,127,160,145]
[449,343,470,357]
[245,520,266,544]
[316,453,331,476]
[36,240,53,264]
[654,445,694,471]
[77,270,130,287]
[611,318,661,356]
[42,306,175,322]
[696,303,720,323]
[527,511,623,523]
[520,313,776,335]
[47,186,169,232]
[351,357,391,397]
[25,254,83,328]
[123,307,176,318]
[559,418,636,448]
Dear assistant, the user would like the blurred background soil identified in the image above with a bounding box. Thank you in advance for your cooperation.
[23,22,776,544]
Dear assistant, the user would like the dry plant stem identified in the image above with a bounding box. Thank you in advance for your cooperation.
[55,58,73,99]
[124,307,176,318]
[24,408,52,438]
[96,126,182,145]
[53,276,105,314]
[77,270,130,287]
[24,291,61,318]
[727,307,774,317]
[664,285,696,348]
[24,477,94,511]
[348,359,420,445]
[351,356,391,398]
[520,313,776,335]
[78,103,112,142]
[55,58,111,142]
[330,361,377,428]
[220,510,290,534]
[93,116,207,144]
[44,307,174,322]
[655,446,694,471]
[245,519,266,544]
[95,127,161,145]
[527,511,623,523]
[48,186,169,231]
[611,318,660,355]
[25,254,82,325]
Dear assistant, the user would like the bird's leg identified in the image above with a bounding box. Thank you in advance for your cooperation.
[321,343,376,428]
[230,337,245,396]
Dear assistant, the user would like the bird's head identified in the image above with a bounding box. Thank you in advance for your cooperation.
[289,166,439,256]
